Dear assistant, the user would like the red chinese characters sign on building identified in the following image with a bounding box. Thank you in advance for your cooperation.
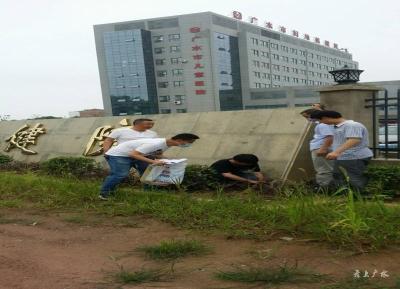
[232,11,242,20]
[249,16,258,25]
[265,21,273,29]
[190,27,206,95]
[228,13,342,50]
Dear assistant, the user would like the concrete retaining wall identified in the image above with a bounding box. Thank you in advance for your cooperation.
[0,109,313,180]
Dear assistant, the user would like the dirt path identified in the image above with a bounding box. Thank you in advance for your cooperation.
[0,209,399,289]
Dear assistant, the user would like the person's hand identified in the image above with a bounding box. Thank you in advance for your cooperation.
[152,160,166,166]
[248,180,261,185]
[326,151,340,160]
[316,148,329,156]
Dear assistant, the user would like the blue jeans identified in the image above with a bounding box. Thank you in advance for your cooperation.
[100,155,149,197]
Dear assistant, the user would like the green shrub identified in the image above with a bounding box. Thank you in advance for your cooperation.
[181,165,220,191]
[366,165,400,197]
[0,159,40,173]
[41,157,105,178]
[0,153,13,164]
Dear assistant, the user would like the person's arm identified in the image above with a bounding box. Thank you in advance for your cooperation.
[222,172,260,184]
[316,136,333,156]
[130,151,166,165]
[254,172,267,182]
[102,137,115,153]
[154,153,165,159]
[326,138,361,160]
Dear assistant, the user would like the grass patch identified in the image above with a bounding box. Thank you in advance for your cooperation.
[215,264,324,285]
[115,267,164,284]
[1,172,400,251]
[137,239,211,260]
[62,215,86,224]
[0,217,25,224]
[0,199,22,208]
[0,217,38,226]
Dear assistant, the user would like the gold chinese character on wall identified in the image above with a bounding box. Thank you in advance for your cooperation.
[4,123,46,155]
[83,118,130,156]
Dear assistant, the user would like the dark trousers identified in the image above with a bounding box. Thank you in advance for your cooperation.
[332,158,371,192]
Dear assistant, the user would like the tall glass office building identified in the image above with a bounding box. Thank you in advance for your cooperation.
[94,12,358,115]
[101,29,158,115]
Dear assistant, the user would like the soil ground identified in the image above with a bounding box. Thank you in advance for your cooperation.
[0,209,399,289]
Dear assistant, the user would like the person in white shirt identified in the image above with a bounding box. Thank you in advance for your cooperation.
[310,110,373,192]
[103,118,158,176]
[301,108,334,189]
[103,118,158,152]
[99,133,200,199]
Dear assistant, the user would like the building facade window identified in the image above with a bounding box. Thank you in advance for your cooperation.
[261,62,269,69]
[170,45,180,52]
[154,47,165,54]
[155,59,166,65]
[153,35,164,42]
[160,109,171,114]
[253,60,260,67]
[158,82,169,88]
[172,69,183,76]
[262,73,270,79]
[169,34,180,41]
[173,81,184,87]
[175,95,185,101]
[270,43,279,50]
[157,70,167,77]
[171,57,182,64]
[159,95,170,102]
[281,45,289,52]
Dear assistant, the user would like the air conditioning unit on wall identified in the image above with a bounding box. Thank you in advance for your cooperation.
[174,100,182,105]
